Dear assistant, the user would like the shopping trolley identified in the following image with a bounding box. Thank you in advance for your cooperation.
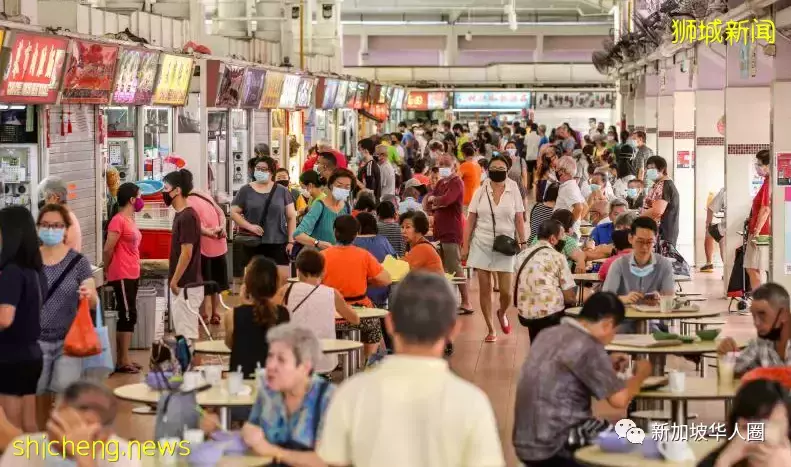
[727,221,752,314]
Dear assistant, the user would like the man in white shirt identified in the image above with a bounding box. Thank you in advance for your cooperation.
[375,144,396,197]
[554,156,588,231]
[318,272,505,467]
[524,123,542,191]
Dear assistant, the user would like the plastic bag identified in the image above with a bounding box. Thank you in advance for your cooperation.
[82,299,114,376]
[64,297,101,357]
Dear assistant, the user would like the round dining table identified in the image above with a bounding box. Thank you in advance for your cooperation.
[635,376,740,427]
[575,438,719,467]
[565,306,724,334]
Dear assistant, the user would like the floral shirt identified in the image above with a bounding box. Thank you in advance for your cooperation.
[514,241,575,319]
[248,375,335,449]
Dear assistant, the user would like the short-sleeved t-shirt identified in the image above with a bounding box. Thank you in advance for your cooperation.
[40,250,93,342]
[106,214,141,282]
[643,179,680,245]
[232,184,293,244]
[514,319,624,461]
[404,242,444,275]
[169,207,202,288]
[187,193,228,258]
[322,245,384,305]
[749,177,771,235]
[0,264,45,362]
[528,203,554,243]
[601,253,675,296]
[458,160,482,206]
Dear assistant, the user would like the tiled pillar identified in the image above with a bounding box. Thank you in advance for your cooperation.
[723,43,773,284]
[644,75,658,150]
[634,77,646,136]
[657,69,675,179]
[673,89,695,260]
[771,38,791,289]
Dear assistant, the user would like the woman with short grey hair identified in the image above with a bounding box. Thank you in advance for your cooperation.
[38,176,82,252]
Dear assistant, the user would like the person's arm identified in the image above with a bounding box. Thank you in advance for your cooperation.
[585,243,613,261]
[230,205,260,234]
[294,202,324,248]
[373,163,382,201]
[608,360,652,409]
[732,342,760,378]
[559,261,578,306]
[67,211,82,253]
[571,202,585,222]
[79,278,98,309]
[285,202,297,252]
[334,289,360,325]
[368,262,392,288]
[268,449,324,467]
[170,244,193,294]
[102,218,122,267]
[224,308,234,349]
[515,209,527,245]
[520,163,529,189]
[569,248,587,274]
[0,267,22,330]
[461,212,478,259]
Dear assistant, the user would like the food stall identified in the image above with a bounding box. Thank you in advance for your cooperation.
[205,59,245,197]
[260,70,285,165]
[405,90,450,122]
[233,67,265,197]
[278,74,302,180]
[335,79,358,159]
[451,91,531,125]
[312,77,339,148]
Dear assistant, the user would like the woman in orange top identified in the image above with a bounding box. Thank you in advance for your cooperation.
[322,215,392,360]
[400,210,444,275]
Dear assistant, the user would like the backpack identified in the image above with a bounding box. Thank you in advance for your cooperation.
[616,144,638,177]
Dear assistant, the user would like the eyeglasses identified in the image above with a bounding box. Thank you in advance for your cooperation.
[633,238,656,247]
[39,223,66,229]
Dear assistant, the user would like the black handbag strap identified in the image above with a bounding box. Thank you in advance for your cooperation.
[243,184,280,234]
[45,253,83,303]
[286,283,321,314]
[484,185,497,243]
[513,246,550,308]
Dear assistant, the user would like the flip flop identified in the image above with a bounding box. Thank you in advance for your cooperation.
[210,315,222,325]
[497,309,512,335]
[457,307,475,315]
[484,334,497,343]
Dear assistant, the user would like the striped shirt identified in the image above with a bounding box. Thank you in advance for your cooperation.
[734,338,791,377]
[377,221,406,257]
[295,200,350,245]
[528,203,554,243]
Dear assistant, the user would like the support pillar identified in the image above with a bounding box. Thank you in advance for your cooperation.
[673,62,695,261]
[771,35,791,289]
[644,75,657,151]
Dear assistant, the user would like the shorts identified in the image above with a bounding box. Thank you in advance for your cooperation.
[37,340,83,395]
[336,317,383,344]
[518,311,565,343]
[234,243,289,277]
[744,240,770,271]
[201,254,230,294]
[707,223,724,243]
[110,278,139,333]
[0,358,43,396]
[438,242,464,278]
[526,160,537,174]
[170,287,205,341]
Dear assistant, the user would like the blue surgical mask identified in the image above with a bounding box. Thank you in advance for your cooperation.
[626,188,639,198]
[438,167,452,178]
[645,168,659,181]
[589,183,601,192]
[254,170,270,182]
[39,228,65,246]
[629,256,655,278]
[332,187,350,201]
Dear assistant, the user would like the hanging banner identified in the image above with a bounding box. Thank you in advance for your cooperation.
[344,81,357,108]
[453,91,531,110]
[676,150,693,169]
[112,48,159,105]
[260,71,285,109]
[61,40,119,104]
[215,63,245,107]
[333,81,349,109]
[322,79,339,109]
[353,82,368,110]
[295,76,315,109]
[152,54,193,106]
[535,91,615,109]
[240,68,266,108]
[777,152,791,186]
[279,74,301,109]
[0,32,68,104]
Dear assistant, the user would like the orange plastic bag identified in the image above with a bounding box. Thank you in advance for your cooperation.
[64,298,101,357]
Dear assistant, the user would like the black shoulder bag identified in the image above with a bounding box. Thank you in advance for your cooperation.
[45,253,84,303]
[484,186,519,256]
[234,184,280,248]
[284,283,321,314]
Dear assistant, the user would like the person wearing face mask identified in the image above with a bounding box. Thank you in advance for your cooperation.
[275,168,301,202]
[553,156,588,232]
[297,170,326,216]
[373,145,396,198]
[631,130,653,181]
[588,170,615,205]
[505,141,529,203]
[102,183,143,374]
[354,138,382,201]
[598,211,638,281]
[612,159,635,199]
[458,143,482,214]
[625,178,645,210]
[315,152,338,184]
[641,155,680,247]
[38,177,82,253]
[744,150,772,290]
[294,169,354,250]
[35,204,97,428]
[231,157,297,283]
[717,283,791,377]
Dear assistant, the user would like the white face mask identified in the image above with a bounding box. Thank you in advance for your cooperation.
[438,167,452,178]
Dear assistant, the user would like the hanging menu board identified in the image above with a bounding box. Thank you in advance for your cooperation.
[322,79,338,109]
[345,82,357,108]
[333,81,348,109]
[279,74,301,109]
[112,48,159,105]
[378,85,388,105]
[240,68,266,108]
[216,63,245,107]
[393,88,404,110]
[152,54,193,106]
[0,32,68,104]
[295,77,314,109]
[61,40,119,104]
[353,82,367,110]
[260,71,285,109]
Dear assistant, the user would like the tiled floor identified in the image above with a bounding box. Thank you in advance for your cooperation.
[106,266,756,466]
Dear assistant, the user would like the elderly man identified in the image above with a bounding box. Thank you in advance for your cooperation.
[318,272,505,467]
[718,283,791,377]
[318,141,348,169]
[375,144,396,197]
[588,200,610,228]
[0,381,143,466]
[590,198,629,246]
[553,156,587,230]
[39,176,82,252]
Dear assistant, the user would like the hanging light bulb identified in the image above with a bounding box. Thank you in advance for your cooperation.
[465,30,472,41]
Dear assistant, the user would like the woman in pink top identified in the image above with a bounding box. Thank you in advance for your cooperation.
[39,177,82,252]
[102,183,143,373]
[187,190,229,324]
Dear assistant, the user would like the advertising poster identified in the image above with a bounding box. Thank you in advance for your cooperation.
[0,32,68,104]
[777,152,791,186]
[215,64,245,107]
[345,81,357,108]
[676,150,693,169]
[260,71,285,109]
[240,68,265,108]
[354,82,367,110]
[334,81,348,109]
[152,54,193,106]
[295,77,315,109]
[61,40,119,104]
[112,49,159,105]
[322,79,338,109]
[278,74,300,109]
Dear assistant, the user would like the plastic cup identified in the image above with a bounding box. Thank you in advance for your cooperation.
[660,295,675,313]
[227,372,244,395]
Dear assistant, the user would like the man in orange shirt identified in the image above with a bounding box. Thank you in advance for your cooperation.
[458,142,482,215]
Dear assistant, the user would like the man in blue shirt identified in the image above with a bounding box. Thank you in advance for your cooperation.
[590,198,629,246]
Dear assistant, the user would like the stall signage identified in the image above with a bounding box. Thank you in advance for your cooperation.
[777,152,791,186]
[152,54,193,106]
[535,91,614,109]
[112,49,159,105]
[322,79,338,109]
[279,74,301,109]
[215,64,245,107]
[378,85,388,105]
[332,80,348,109]
[390,87,402,109]
[240,68,266,108]
[295,76,315,108]
[353,82,368,110]
[453,91,530,110]
[344,81,357,108]
[61,40,119,104]
[406,91,448,110]
[260,71,285,109]
[0,32,68,104]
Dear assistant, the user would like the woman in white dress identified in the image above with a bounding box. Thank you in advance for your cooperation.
[461,155,527,343]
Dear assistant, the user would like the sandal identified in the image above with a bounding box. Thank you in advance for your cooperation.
[457,307,475,315]
[484,334,497,343]
[497,309,512,335]
[114,364,140,374]
[210,315,222,325]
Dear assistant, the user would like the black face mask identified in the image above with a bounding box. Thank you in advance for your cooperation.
[162,190,174,207]
[276,180,289,187]
[759,311,784,341]
[488,170,507,183]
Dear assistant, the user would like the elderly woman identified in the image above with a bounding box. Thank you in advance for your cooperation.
[241,323,334,465]
[38,177,81,252]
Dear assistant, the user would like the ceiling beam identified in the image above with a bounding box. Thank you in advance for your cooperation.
[448,9,464,23]
[341,23,612,36]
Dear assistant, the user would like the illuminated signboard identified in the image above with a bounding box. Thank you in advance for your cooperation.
[61,40,119,104]
[453,91,531,110]
[152,54,193,106]
[215,63,245,107]
[295,76,315,108]
[406,91,448,111]
[322,79,338,109]
[278,74,301,109]
[535,91,615,109]
[0,32,68,104]
[344,81,357,108]
[333,81,348,109]
[260,71,285,109]
[240,68,266,108]
[353,82,368,110]
[112,48,159,105]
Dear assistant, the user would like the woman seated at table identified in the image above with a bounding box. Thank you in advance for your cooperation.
[322,215,392,362]
[697,379,791,467]
[225,256,290,377]
[238,323,335,466]
[353,213,396,308]
[400,210,444,275]
[530,209,586,274]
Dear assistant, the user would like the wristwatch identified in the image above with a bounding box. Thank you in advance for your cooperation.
[314,239,320,248]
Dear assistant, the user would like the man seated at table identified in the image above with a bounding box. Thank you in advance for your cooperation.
[597,211,638,281]
[602,216,674,332]
[513,292,652,466]
[589,198,628,247]
[717,283,791,377]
